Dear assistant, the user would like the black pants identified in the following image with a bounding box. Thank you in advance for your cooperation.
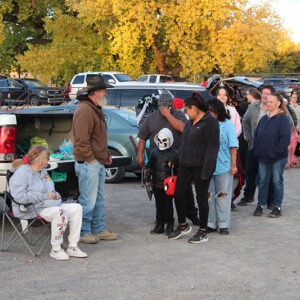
[185,185,198,221]
[174,167,210,228]
[152,187,174,224]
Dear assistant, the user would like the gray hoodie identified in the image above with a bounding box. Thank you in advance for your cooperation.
[9,164,62,219]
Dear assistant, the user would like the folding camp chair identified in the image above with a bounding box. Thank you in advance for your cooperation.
[0,170,51,257]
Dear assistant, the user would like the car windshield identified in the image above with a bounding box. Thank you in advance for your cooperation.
[114,74,133,82]
[22,79,47,87]
[113,108,137,126]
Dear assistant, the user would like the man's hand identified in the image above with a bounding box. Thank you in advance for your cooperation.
[145,181,151,186]
[160,106,171,118]
[48,192,59,200]
[136,154,145,167]
[106,155,112,166]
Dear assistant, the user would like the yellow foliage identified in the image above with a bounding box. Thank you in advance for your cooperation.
[18,0,290,82]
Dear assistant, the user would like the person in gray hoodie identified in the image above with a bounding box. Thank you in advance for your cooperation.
[9,145,87,261]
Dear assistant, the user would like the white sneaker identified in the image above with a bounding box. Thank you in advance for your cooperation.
[50,248,69,261]
[66,247,88,258]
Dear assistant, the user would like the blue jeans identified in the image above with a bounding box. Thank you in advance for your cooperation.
[257,158,287,208]
[244,148,274,206]
[208,172,233,229]
[75,160,106,236]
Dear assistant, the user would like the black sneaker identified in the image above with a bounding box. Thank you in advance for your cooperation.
[269,207,281,218]
[168,223,192,240]
[165,223,174,236]
[188,229,208,244]
[151,224,164,234]
[237,196,254,206]
[207,227,217,233]
[253,205,263,216]
[219,228,229,235]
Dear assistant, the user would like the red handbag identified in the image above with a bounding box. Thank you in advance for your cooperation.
[163,168,177,196]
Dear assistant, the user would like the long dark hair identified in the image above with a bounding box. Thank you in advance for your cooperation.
[207,98,230,122]
[216,87,230,104]
[184,92,209,112]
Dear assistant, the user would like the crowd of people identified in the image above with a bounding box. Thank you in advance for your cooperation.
[137,81,298,243]
[7,74,299,260]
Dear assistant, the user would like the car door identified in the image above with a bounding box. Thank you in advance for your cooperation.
[8,79,27,103]
[70,75,85,99]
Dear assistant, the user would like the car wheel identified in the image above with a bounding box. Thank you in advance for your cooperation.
[30,96,41,106]
[105,149,126,183]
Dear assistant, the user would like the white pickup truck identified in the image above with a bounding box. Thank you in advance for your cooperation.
[0,106,132,197]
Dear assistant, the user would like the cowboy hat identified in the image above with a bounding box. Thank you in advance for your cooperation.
[77,74,113,97]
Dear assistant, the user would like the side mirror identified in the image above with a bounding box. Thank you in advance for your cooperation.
[108,79,116,84]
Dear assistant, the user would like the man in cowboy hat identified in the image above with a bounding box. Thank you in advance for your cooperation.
[72,74,118,244]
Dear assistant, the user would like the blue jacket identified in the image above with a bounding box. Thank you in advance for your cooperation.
[254,113,291,163]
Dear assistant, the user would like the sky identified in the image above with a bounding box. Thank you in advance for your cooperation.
[251,0,300,43]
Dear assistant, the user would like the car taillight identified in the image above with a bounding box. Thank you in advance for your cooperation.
[69,84,72,93]
[0,126,15,161]
[290,85,297,88]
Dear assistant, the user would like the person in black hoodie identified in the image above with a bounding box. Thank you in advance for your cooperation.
[145,128,177,235]
[253,93,291,218]
[168,92,220,244]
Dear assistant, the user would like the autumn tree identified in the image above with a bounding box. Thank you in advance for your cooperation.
[66,0,282,77]
[14,0,288,83]
[0,0,68,75]
[17,10,106,84]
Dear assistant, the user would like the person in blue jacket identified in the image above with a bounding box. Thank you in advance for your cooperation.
[253,93,291,218]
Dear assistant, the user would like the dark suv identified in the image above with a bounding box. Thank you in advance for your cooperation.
[0,78,64,106]
[258,78,300,96]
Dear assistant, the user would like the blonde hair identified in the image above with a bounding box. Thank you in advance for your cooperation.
[12,145,50,169]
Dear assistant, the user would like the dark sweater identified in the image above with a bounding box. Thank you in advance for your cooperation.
[254,113,290,163]
[177,111,220,179]
[146,147,178,189]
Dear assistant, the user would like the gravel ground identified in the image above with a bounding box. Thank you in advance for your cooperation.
[0,168,299,300]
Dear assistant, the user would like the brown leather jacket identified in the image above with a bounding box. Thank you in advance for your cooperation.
[72,97,110,164]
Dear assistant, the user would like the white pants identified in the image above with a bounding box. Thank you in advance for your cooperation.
[40,203,82,251]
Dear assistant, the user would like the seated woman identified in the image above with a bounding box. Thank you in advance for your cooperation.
[9,145,87,260]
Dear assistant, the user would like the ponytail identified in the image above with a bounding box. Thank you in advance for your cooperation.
[12,145,49,169]
[185,92,209,112]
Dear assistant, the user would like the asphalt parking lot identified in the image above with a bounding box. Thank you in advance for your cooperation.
[0,168,299,300]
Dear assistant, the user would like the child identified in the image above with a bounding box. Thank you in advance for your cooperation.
[145,128,177,235]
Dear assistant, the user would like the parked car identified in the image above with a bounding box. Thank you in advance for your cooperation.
[101,82,210,107]
[137,74,174,83]
[0,78,65,106]
[9,105,139,183]
[61,81,71,100]
[257,77,300,96]
[69,71,134,99]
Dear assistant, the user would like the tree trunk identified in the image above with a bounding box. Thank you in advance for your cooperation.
[151,35,170,74]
